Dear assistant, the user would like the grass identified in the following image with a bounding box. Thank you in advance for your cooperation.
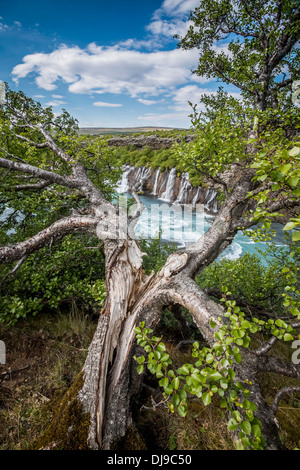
[78,127,181,136]
[0,308,97,450]
[0,306,299,450]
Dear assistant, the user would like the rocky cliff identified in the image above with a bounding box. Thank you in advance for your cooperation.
[117,165,219,213]
[107,134,194,149]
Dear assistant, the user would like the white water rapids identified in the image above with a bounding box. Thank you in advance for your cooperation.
[116,167,287,263]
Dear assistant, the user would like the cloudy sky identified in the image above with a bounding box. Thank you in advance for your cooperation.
[0,0,236,128]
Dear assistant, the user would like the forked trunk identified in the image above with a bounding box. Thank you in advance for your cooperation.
[78,238,148,449]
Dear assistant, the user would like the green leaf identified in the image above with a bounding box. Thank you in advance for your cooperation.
[220,397,227,408]
[178,365,189,375]
[234,352,242,364]
[164,385,173,395]
[292,231,300,242]
[232,410,241,422]
[202,392,211,406]
[252,424,261,438]
[283,222,296,231]
[288,146,300,157]
[280,163,292,175]
[243,399,251,410]
[157,343,166,352]
[227,418,238,431]
[178,390,187,402]
[160,353,170,363]
[177,404,187,417]
[172,393,180,408]
[209,371,222,382]
[172,377,180,390]
[287,177,299,188]
[151,336,161,343]
[206,353,214,364]
[241,421,252,436]
[159,377,168,389]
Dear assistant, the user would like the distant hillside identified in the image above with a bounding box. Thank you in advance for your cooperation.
[78,126,185,136]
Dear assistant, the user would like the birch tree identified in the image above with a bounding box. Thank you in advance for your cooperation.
[0,0,299,450]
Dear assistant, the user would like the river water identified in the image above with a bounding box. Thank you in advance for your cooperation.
[122,192,287,264]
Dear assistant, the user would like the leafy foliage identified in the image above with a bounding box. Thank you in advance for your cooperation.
[139,228,177,275]
[0,235,106,324]
[114,145,185,173]
[196,236,300,317]
[134,234,300,449]
[179,0,300,110]
[134,319,265,450]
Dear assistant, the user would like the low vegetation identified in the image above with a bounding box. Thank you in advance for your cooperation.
[1,235,299,450]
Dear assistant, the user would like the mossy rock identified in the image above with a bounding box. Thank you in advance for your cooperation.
[29,372,90,450]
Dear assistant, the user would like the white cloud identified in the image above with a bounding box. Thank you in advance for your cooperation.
[33,94,45,98]
[93,101,123,107]
[170,85,242,112]
[147,0,198,39]
[154,0,199,17]
[12,43,202,98]
[137,99,160,106]
[45,99,67,107]
[170,85,210,112]
[115,37,163,51]
[146,18,193,38]
[14,21,22,28]
[52,94,64,99]
[0,21,9,31]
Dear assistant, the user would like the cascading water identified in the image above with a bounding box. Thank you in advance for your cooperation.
[116,166,131,193]
[192,187,201,209]
[152,169,160,196]
[136,166,151,191]
[204,189,218,213]
[159,168,177,202]
[174,172,192,205]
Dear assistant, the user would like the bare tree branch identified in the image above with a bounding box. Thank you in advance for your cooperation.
[0,255,28,286]
[271,386,300,414]
[255,322,300,356]
[257,354,300,380]
[0,215,98,264]
[14,134,50,149]
[13,180,52,191]
[0,156,79,189]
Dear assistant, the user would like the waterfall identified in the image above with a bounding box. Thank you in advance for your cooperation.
[116,166,131,193]
[174,172,191,205]
[192,187,201,209]
[204,189,218,213]
[159,168,177,202]
[152,169,160,195]
[136,166,151,191]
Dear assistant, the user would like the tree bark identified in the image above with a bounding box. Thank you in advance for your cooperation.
[78,238,149,448]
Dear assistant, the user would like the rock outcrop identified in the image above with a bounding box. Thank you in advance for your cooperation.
[107,134,194,150]
[116,165,219,213]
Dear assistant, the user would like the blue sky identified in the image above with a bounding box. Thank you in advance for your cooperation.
[0,0,238,128]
